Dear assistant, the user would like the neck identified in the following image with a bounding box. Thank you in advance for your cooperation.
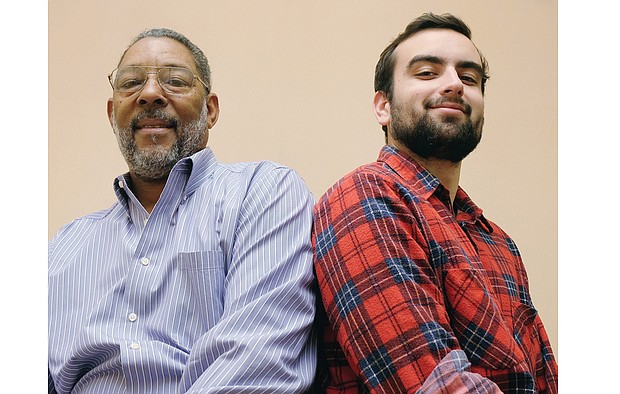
[392,142,462,205]
[418,156,461,204]
[127,172,168,213]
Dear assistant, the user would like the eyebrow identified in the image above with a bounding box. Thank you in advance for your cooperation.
[407,55,484,76]
[122,63,192,70]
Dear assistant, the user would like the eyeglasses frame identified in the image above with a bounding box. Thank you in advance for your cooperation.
[107,65,209,94]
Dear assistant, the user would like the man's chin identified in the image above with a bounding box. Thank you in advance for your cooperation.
[129,163,175,181]
[136,144,174,154]
[133,134,178,149]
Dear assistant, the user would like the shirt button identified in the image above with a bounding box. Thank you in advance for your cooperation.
[118,180,124,189]
[128,313,138,322]
[140,257,150,266]
[143,218,149,226]
[129,342,140,350]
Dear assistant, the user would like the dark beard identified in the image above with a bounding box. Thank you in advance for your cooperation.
[392,106,483,163]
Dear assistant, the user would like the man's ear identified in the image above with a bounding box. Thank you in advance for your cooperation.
[107,98,114,129]
[372,91,390,128]
[205,93,220,129]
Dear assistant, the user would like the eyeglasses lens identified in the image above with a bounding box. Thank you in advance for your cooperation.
[111,67,195,93]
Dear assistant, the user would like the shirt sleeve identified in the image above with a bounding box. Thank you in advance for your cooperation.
[534,309,559,392]
[48,369,58,394]
[416,350,502,393]
[179,166,317,393]
[313,171,502,392]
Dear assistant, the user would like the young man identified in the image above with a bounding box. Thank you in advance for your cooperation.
[312,13,558,393]
[48,28,316,393]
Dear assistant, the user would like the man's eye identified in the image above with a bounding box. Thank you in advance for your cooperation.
[415,71,437,78]
[118,79,144,89]
[459,74,479,85]
[164,77,191,88]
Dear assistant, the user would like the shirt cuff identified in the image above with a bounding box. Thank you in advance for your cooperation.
[416,350,503,393]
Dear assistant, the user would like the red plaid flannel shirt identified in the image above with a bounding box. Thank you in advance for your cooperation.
[312,146,558,393]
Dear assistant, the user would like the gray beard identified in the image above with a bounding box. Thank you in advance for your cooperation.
[112,100,208,180]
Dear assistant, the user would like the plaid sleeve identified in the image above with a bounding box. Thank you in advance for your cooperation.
[534,311,559,392]
[313,170,470,391]
[416,350,502,393]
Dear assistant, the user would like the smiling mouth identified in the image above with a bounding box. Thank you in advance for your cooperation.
[427,100,471,116]
[132,118,178,133]
[431,103,464,112]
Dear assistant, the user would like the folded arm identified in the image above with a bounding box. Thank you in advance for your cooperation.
[313,172,501,392]
[181,167,316,393]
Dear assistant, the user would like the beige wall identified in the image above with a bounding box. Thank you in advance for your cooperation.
[49,1,558,354]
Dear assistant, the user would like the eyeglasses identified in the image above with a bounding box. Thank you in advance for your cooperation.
[108,66,209,94]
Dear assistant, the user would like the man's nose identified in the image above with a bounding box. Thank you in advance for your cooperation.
[137,74,168,107]
[440,69,464,97]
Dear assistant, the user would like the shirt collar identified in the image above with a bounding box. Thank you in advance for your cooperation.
[378,145,490,231]
[112,147,219,209]
[378,145,441,200]
[182,147,218,197]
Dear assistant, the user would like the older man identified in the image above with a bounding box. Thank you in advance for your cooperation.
[49,28,316,393]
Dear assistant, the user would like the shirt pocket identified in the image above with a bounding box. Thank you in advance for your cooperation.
[176,251,226,340]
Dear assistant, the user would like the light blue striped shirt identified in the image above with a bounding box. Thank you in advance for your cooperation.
[48,148,317,393]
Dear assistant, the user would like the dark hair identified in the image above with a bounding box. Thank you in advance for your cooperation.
[118,28,212,93]
[374,13,490,134]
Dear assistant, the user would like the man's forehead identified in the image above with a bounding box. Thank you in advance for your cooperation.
[394,28,481,67]
[120,37,195,67]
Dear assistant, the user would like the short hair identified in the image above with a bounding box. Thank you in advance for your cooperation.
[118,28,212,93]
[374,13,490,101]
